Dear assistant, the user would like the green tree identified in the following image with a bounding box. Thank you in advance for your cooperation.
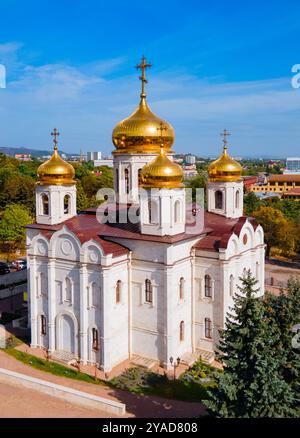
[243,192,260,216]
[0,204,33,260]
[252,206,295,257]
[204,271,295,418]
[264,278,300,413]
[76,180,90,212]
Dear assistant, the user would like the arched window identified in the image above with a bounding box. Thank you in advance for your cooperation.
[64,195,71,214]
[40,272,48,296]
[148,200,158,224]
[116,280,122,304]
[180,321,184,342]
[92,328,99,351]
[215,190,223,210]
[65,277,72,303]
[174,200,181,223]
[41,315,47,336]
[229,275,234,296]
[42,194,49,215]
[91,282,98,307]
[124,168,130,194]
[205,318,212,339]
[204,275,212,298]
[138,168,143,186]
[235,190,240,209]
[145,279,153,303]
[179,277,184,300]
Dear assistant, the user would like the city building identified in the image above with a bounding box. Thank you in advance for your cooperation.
[284,157,300,174]
[94,158,114,168]
[242,176,258,193]
[185,154,196,165]
[15,153,31,161]
[87,151,102,161]
[26,59,265,372]
[252,174,300,194]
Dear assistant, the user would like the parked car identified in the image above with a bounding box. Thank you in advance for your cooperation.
[11,259,27,271]
[0,262,10,275]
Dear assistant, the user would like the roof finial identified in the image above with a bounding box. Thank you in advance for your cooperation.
[51,128,60,151]
[221,129,230,151]
[136,56,152,99]
[157,121,167,152]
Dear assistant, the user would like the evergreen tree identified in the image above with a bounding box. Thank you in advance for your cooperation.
[204,270,295,417]
[264,278,300,413]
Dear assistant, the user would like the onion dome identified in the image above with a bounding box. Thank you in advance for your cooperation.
[37,129,76,186]
[141,147,184,189]
[208,130,242,182]
[112,57,174,155]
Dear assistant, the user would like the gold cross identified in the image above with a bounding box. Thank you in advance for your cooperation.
[221,129,231,148]
[157,121,167,138]
[136,56,152,97]
[51,128,60,150]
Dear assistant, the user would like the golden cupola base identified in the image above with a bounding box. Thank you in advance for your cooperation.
[141,147,184,189]
[208,130,242,183]
[112,56,174,155]
[37,129,76,186]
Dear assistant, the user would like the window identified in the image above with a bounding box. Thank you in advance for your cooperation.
[229,275,234,296]
[64,195,70,214]
[235,191,240,209]
[65,277,72,303]
[148,199,158,224]
[179,277,184,300]
[42,194,49,215]
[204,275,212,298]
[115,169,119,193]
[40,272,48,296]
[138,168,142,186]
[205,318,212,339]
[116,280,122,304]
[41,315,47,335]
[124,168,129,194]
[91,282,98,307]
[215,190,223,209]
[180,321,184,342]
[174,200,181,223]
[92,328,99,351]
[145,279,153,304]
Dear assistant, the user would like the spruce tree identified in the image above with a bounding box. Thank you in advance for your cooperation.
[204,270,296,418]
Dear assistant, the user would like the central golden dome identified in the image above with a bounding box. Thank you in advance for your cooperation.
[37,130,76,186]
[208,145,242,183]
[141,147,184,189]
[112,57,174,155]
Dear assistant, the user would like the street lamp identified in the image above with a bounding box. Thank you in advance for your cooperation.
[169,356,181,380]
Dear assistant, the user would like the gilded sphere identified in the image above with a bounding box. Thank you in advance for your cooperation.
[208,146,242,182]
[141,148,184,189]
[112,97,175,155]
[37,148,76,185]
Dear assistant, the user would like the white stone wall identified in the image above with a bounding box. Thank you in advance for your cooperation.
[36,184,77,225]
[207,181,243,218]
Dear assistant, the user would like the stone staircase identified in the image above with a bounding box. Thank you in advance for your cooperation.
[180,352,200,367]
[196,349,215,365]
[131,354,157,370]
[51,350,77,365]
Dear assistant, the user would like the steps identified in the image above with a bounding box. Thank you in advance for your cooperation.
[180,352,200,367]
[197,349,215,365]
[51,350,77,365]
[131,354,157,370]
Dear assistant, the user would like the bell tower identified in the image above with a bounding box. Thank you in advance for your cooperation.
[36,129,77,225]
[207,130,243,219]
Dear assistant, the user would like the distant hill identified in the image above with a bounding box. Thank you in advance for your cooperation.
[0,146,73,157]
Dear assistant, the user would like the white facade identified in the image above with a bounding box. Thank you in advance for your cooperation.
[207,180,243,219]
[36,184,77,225]
[87,151,102,161]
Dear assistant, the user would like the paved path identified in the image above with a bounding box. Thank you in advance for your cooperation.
[0,350,204,418]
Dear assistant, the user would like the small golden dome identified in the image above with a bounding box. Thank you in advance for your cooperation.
[37,130,76,185]
[141,147,184,189]
[208,145,242,183]
[112,56,174,155]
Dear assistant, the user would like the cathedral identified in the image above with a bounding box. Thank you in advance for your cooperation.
[26,58,265,371]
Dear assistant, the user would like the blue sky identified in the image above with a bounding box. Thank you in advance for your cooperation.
[0,0,300,157]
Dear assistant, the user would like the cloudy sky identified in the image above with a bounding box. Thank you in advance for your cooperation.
[0,0,300,157]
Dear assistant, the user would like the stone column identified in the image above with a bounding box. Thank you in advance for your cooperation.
[79,263,88,364]
[47,258,56,353]
[29,256,38,348]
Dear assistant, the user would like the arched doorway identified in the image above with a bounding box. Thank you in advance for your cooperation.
[59,314,75,354]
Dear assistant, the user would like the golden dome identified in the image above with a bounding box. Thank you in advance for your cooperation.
[112,56,174,155]
[141,147,184,189]
[208,145,242,183]
[37,130,76,185]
